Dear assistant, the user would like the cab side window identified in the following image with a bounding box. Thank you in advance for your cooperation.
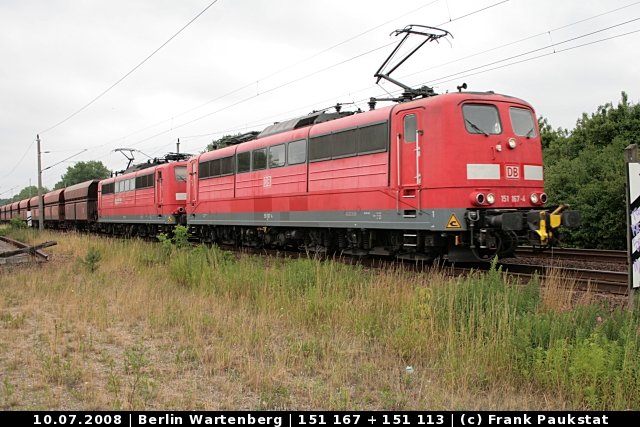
[237,152,251,173]
[404,114,417,143]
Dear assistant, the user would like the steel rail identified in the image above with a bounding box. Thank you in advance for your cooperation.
[515,247,627,264]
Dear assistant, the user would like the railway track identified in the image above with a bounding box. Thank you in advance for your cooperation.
[497,262,629,295]
[514,246,628,265]
[203,243,635,296]
[1,228,631,296]
[241,245,632,296]
[508,246,630,295]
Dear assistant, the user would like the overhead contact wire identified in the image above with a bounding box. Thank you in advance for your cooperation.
[38,0,222,135]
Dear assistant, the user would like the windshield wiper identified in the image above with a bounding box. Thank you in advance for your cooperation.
[525,127,536,139]
[465,118,489,136]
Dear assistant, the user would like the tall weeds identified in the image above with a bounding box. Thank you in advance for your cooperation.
[1,227,639,409]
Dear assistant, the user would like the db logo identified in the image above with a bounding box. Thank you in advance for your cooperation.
[263,176,272,188]
[506,165,520,180]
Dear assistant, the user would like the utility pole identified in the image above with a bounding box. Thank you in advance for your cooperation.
[176,138,180,154]
[37,134,44,231]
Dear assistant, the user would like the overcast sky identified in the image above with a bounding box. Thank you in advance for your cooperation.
[1,0,639,198]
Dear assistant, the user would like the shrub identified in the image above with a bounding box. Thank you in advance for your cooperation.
[9,218,27,229]
[79,247,102,273]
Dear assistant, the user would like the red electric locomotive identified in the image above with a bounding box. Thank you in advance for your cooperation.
[185,25,578,261]
[97,156,189,236]
[186,92,578,261]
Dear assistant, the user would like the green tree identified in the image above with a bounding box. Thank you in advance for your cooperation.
[538,117,568,150]
[10,185,49,202]
[54,161,111,189]
[543,92,640,249]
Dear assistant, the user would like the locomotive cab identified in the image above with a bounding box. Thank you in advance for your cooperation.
[419,92,579,260]
[98,159,189,236]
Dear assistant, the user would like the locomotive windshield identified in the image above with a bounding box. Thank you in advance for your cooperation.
[175,166,187,182]
[509,107,537,137]
[462,104,502,135]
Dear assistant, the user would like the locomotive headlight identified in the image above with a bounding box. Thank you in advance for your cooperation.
[508,138,517,149]
[486,193,496,205]
[471,192,485,206]
[530,193,539,204]
[540,192,548,204]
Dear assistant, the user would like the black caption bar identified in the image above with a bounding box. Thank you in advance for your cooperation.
[0,411,636,427]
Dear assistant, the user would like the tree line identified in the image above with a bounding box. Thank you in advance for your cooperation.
[543,91,638,249]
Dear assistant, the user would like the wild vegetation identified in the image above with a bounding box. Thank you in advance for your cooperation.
[1,227,638,410]
[542,91,640,250]
[53,161,111,190]
[2,93,639,409]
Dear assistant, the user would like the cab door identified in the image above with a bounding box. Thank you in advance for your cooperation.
[394,108,425,210]
[156,170,163,212]
[188,159,198,207]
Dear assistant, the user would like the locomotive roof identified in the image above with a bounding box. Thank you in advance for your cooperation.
[114,152,192,176]
[103,160,186,184]
[258,110,355,139]
[197,90,533,161]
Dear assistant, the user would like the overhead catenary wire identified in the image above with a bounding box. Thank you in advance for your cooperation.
[42,149,89,173]
[138,5,640,152]
[7,0,222,186]
[82,0,449,158]
[9,1,639,187]
[414,16,640,88]
[174,17,640,153]
[172,13,640,151]
[0,139,35,180]
[426,28,640,88]
[398,0,640,81]
[90,0,513,159]
[37,0,222,136]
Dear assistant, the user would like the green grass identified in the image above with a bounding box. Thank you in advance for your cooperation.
[151,241,640,409]
[1,227,639,409]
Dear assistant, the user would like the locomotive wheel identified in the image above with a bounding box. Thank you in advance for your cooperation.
[497,231,517,258]
[471,247,499,261]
